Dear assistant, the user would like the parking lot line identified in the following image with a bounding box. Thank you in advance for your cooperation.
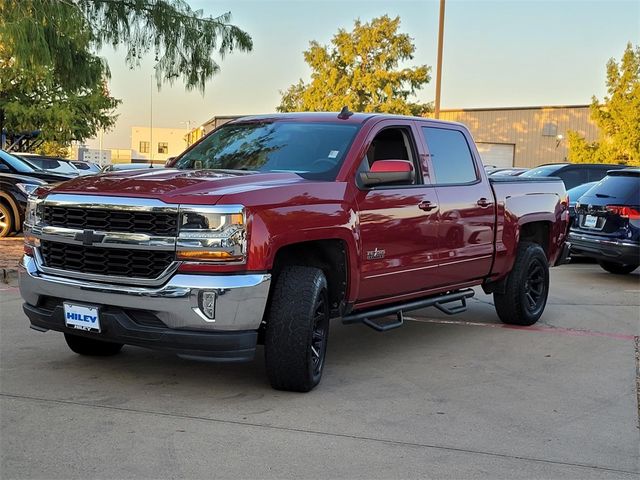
[405,316,637,342]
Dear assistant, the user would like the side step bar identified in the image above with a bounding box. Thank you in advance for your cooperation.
[342,289,475,332]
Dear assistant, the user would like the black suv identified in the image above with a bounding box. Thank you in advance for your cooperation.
[521,163,627,190]
[569,169,639,274]
[0,150,75,184]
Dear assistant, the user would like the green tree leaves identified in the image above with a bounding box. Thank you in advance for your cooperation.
[277,15,431,116]
[0,0,253,149]
[568,43,640,166]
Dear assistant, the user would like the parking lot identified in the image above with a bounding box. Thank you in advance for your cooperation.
[1,261,638,479]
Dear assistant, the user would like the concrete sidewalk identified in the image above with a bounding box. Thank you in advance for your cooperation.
[1,263,638,479]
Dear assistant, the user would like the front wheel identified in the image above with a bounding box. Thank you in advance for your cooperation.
[494,242,550,326]
[64,333,124,356]
[0,203,13,238]
[264,266,330,392]
[598,261,638,275]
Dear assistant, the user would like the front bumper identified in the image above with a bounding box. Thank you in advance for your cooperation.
[19,255,271,361]
[568,232,640,265]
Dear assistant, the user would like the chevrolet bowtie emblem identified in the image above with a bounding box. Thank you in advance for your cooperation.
[74,229,105,246]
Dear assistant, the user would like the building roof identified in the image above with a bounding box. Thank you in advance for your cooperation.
[441,104,590,113]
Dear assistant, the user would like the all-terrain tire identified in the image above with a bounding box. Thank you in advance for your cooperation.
[598,261,638,275]
[264,266,330,392]
[64,333,124,356]
[494,242,549,326]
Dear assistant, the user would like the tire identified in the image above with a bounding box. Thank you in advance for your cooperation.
[64,333,124,356]
[0,203,13,238]
[264,266,330,392]
[598,261,638,275]
[494,242,549,326]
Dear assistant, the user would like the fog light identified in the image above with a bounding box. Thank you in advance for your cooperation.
[200,291,217,320]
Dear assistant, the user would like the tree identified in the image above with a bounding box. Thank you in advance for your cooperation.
[277,15,431,115]
[0,0,253,150]
[568,43,640,166]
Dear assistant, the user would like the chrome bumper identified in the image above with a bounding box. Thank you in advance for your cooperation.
[19,255,271,331]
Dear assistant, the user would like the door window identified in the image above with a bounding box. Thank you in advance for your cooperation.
[359,127,420,186]
[558,168,588,190]
[422,127,478,185]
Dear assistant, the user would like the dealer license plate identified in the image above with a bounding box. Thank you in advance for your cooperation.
[64,303,101,333]
[583,215,598,228]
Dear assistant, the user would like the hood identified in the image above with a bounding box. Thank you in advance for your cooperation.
[46,168,314,204]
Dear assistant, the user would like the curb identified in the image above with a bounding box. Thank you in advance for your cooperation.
[2,268,18,287]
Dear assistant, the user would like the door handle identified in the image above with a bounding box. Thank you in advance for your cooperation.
[418,201,438,212]
[477,197,493,208]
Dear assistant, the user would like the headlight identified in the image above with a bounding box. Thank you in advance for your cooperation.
[24,196,44,227]
[176,205,246,263]
[16,183,39,196]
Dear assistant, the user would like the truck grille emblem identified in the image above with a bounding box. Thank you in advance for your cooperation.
[74,229,106,246]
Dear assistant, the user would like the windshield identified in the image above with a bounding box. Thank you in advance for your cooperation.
[0,150,37,173]
[23,156,78,174]
[175,122,359,180]
[521,165,564,178]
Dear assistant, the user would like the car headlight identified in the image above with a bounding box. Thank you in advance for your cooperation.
[176,205,246,263]
[16,183,39,197]
[24,196,44,227]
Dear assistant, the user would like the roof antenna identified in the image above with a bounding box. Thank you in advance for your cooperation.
[337,106,353,120]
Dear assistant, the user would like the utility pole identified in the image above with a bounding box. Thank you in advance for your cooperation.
[150,74,154,164]
[434,0,446,119]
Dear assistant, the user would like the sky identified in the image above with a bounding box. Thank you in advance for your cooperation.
[88,0,640,150]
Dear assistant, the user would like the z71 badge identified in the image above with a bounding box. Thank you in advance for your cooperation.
[366,248,386,260]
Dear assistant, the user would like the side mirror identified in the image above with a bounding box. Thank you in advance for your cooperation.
[359,160,415,187]
[0,163,10,173]
[165,157,176,167]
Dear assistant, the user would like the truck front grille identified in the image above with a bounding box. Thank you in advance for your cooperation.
[43,206,178,236]
[40,240,174,279]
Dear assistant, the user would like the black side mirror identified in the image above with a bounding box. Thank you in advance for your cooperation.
[0,163,10,173]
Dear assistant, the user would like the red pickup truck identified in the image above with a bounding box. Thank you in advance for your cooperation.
[20,112,570,391]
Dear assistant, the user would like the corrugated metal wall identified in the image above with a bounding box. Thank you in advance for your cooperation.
[438,106,599,168]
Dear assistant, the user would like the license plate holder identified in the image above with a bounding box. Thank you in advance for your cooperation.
[584,215,598,228]
[64,302,101,333]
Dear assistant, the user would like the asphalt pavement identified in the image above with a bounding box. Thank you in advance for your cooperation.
[1,262,638,479]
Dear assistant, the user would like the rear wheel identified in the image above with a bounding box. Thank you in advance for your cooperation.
[64,333,124,356]
[598,261,638,275]
[0,203,13,237]
[264,266,330,392]
[494,242,549,326]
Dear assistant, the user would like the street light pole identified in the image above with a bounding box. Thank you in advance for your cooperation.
[434,0,446,119]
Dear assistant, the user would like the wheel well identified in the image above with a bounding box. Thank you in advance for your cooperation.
[519,221,550,256]
[271,239,348,316]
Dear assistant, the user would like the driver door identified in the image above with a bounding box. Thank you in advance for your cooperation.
[355,120,441,304]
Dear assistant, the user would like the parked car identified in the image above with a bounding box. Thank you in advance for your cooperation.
[69,160,102,174]
[569,169,639,274]
[0,150,76,184]
[520,163,627,190]
[16,153,80,176]
[101,163,164,172]
[566,181,598,227]
[487,168,529,176]
[0,173,47,237]
[19,112,570,392]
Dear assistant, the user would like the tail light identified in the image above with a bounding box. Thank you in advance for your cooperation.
[606,205,640,219]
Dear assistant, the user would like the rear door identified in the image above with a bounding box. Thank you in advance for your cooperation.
[419,124,496,286]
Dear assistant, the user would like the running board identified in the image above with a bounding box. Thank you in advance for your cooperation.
[342,289,475,332]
